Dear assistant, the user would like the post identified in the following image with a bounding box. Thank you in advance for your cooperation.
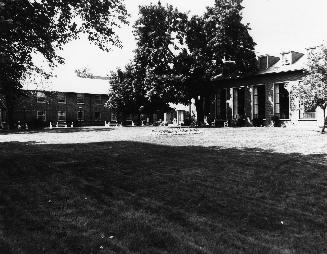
[322,107,326,134]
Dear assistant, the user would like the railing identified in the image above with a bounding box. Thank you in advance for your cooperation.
[300,112,316,119]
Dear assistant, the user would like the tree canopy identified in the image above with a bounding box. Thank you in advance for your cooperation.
[0,0,128,127]
[132,2,188,106]
[292,44,327,133]
[178,0,257,123]
[107,0,257,124]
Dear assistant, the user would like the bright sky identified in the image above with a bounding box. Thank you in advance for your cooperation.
[53,0,327,77]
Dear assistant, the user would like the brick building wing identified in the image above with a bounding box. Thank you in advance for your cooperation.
[10,75,116,128]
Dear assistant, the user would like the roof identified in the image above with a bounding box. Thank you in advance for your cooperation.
[257,52,308,75]
[23,73,111,95]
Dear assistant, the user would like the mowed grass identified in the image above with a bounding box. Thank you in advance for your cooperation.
[1,127,327,253]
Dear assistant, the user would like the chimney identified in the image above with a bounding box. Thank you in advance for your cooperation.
[257,55,280,70]
[281,51,304,65]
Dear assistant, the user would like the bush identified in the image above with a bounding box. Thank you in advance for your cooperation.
[182,118,191,126]
[252,117,264,127]
[236,118,246,127]
[29,119,48,130]
[271,115,281,127]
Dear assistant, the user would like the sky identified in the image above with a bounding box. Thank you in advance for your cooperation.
[51,0,327,78]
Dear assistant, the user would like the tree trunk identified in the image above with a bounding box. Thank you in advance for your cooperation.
[322,107,326,134]
[195,97,204,126]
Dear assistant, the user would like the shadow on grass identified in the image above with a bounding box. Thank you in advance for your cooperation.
[0,141,327,253]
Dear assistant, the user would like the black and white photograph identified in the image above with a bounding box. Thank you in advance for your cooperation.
[1,0,327,253]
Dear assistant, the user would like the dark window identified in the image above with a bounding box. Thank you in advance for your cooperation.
[37,92,46,103]
[77,94,84,104]
[233,87,245,119]
[217,89,227,120]
[111,112,117,121]
[94,111,101,121]
[58,93,66,104]
[253,85,265,118]
[77,109,84,121]
[95,95,101,105]
[274,83,289,119]
[57,111,66,121]
[37,111,46,121]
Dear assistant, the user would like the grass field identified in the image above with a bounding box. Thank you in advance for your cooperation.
[1,127,327,253]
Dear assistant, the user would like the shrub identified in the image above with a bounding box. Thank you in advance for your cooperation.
[29,119,48,130]
[182,118,191,126]
[271,115,281,127]
[252,117,264,127]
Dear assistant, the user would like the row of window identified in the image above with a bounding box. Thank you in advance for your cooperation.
[36,92,103,105]
[218,83,315,120]
[37,110,104,122]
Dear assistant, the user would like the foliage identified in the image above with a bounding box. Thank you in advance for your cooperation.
[107,64,143,117]
[129,0,256,124]
[252,117,264,127]
[271,115,281,127]
[177,0,257,124]
[292,44,327,133]
[75,67,95,79]
[107,2,187,118]
[0,0,128,127]
[133,2,188,105]
[107,0,256,123]
[107,63,171,121]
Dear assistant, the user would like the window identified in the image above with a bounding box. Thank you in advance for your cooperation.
[282,52,292,65]
[298,81,316,120]
[94,111,101,121]
[233,88,238,118]
[57,111,66,122]
[37,111,46,121]
[299,103,316,119]
[233,87,245,119]
[57,93,66,104]
[77,93,84,104]
[274,83,289,119]
[77,109,84,121]
[253,85,265,119]
[37,92,46,103]
[111,112,117,122]
[216,89,227,120]
[95,95,101,105]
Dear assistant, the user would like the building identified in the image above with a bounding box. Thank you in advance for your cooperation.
[7,75,116,128]
[206,48,325,128]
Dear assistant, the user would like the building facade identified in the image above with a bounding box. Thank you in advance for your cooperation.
[207,49,325,128]
[0,75,117,129]
[11,90,115,128]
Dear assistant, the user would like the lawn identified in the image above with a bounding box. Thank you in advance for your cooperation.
[1,127,327,253]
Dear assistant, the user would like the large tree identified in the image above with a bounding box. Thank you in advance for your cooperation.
[131,0,256,124]
[107,2,187,121]
[178,0,257,124]
[132,2,188,107]
[107,63,144,121]
[0,0,128,127]
[293,44,327,134]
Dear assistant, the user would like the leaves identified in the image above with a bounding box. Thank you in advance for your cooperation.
[0,0,129,126]
[292,44,327,110]
[107,0,257,120]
